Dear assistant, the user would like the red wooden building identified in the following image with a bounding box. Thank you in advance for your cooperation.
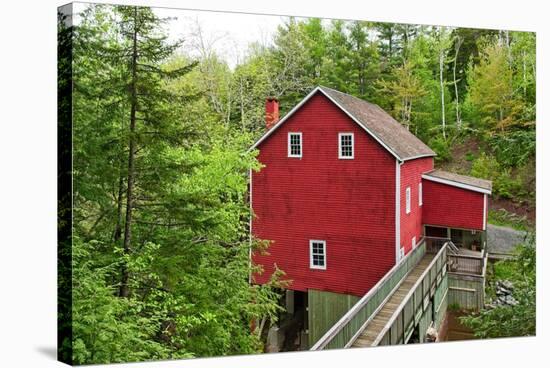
[249,87,491,346]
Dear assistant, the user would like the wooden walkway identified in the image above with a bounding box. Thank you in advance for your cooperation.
[351,253,436,348]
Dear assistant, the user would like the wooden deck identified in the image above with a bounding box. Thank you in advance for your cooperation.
[351,253,436,348]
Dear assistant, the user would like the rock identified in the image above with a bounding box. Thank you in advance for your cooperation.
[505,295,518,306]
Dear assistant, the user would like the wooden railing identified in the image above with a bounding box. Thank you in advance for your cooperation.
[373,242,448,346]
[448,251,485,275]
[310,237,448,350]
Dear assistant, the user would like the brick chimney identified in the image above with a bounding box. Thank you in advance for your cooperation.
[265,97,279,129]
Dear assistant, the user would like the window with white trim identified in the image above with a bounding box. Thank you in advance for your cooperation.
[310,240,326,270]
[288,132,302,158]
[418,182,423,206]
[412,236,416,249]
[405,187,411,214]
[338,133,354,159]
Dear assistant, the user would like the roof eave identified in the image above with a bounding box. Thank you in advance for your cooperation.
[421,174,492,195]
[401,152,437,162]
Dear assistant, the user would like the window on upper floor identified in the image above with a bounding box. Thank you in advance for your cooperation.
[288,132,302,158]
[419,182,423,207]
[338,133,354,159]
[405,186,411,214]
[310,240,326,270]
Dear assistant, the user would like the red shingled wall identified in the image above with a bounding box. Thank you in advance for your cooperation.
[251,92,396,297]
[422,179,486,231]
[400,157,434,256]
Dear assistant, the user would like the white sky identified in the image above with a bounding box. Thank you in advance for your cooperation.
[155,7,290,68]
[72,2,291,69]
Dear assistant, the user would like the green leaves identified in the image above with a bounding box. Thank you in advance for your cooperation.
[489,130,536,167]
[71,238,179,364]
[461,243,536,339]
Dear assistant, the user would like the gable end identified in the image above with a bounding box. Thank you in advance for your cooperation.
[249,86,436,162]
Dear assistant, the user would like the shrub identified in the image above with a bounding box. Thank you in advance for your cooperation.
[471,152,499,180]
[471,153,523,199]
[488,209,531,231]
[461,242,535,339]
[429,136,451,162]
[489,130,536,167]
[494,168,523,199]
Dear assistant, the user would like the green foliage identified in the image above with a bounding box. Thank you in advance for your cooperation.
[492,260,517,281]
[446,28,498,100]
[72,238,186,364]
[470,153,524,199]
[377,59,427,131]
[428,136,451,162]
[489,130,536,167]
[461,242,536,338]
[464,41,533,133]
[69,4,284,364]
[488,209,532,232]
[495,169,523,199]
[448,302,462,312]
[471,152,499,179]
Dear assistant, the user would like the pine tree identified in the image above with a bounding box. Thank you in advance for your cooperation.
[110,6,198,297]
[347,21,380,99]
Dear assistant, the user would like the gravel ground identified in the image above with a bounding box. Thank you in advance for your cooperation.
[486,224,528,254]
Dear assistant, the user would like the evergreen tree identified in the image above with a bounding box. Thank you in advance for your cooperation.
[347,21,380,99]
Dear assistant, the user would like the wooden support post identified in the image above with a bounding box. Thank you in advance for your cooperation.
[402,314,405,344]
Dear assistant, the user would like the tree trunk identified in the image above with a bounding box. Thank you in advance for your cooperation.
[120,7,138,298]
[113,164,125,243]
[439,50,446,140]
[452,36,462,130]
[240,78,245,132]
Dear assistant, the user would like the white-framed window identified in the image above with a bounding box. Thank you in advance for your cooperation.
[288,132,302,158]
[338,133,354,159]
[418,182,423,206]
[412,236,416,249]
[405,187,411,214]
[310,240,326,270]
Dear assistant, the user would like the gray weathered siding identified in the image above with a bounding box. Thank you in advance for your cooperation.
[448,274,484,311]
[308,289,359,347]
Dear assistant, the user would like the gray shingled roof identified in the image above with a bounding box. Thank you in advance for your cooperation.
[423,169,493,192]
[318,86,435,161]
